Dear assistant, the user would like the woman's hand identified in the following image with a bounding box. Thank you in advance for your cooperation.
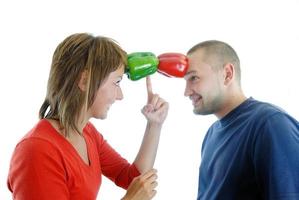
[122,169,158,200]
[142,76,169,125]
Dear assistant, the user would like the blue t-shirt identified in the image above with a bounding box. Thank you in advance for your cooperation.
[198,97,299,200]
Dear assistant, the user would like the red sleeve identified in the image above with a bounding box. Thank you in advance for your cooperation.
[8,138,69,200]
[88,124,140,189]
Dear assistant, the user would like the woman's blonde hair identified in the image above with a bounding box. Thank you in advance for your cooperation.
[39,33,127,136]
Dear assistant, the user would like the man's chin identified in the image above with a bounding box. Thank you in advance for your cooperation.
[193,107,211,116]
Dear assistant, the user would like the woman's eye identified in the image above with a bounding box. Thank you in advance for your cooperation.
[114,80,121,86]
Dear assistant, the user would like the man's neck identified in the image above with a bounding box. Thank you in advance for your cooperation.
[215,92,247,119]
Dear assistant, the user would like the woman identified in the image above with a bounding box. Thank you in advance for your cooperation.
[7,33,168,200]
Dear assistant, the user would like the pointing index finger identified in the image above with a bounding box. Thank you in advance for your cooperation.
[146,76,153,97]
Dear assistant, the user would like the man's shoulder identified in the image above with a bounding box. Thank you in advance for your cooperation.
[207,98,287,133]
[241,98,299,136]
[245,98,286,120]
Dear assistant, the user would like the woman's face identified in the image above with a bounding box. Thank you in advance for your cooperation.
[88,66,124,119]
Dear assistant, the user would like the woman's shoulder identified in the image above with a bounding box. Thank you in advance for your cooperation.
[84,121,104,141]
[16,119,66,152]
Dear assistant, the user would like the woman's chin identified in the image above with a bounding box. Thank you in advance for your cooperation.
[94,112,108,120]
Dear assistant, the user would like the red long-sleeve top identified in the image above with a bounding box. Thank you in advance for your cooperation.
[7,119,140,200]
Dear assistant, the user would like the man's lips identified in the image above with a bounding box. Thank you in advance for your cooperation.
[190,95,202,106]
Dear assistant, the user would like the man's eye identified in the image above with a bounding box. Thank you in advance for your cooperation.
[190,76,199,82]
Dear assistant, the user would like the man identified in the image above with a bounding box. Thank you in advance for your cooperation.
[184,40,299,200]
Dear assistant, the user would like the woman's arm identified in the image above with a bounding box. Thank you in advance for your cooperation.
[133,76,169,173]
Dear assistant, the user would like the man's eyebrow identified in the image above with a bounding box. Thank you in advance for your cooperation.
[185,70,197,76]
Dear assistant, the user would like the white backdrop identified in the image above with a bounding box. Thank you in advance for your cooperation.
[0,0,298,199]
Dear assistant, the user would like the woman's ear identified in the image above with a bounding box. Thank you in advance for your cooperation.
[78,70,88,91]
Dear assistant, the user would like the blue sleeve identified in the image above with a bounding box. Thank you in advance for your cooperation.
[253,112,299,200]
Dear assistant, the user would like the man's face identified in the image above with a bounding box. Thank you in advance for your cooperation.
[184,50,225,115]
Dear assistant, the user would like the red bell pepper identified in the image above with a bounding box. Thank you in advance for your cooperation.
[157,53,188,78]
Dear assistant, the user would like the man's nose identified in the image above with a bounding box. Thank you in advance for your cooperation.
[184,83,192,97]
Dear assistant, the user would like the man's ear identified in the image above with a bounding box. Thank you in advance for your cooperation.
[78,70,88,91]
[223,63,234,86]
